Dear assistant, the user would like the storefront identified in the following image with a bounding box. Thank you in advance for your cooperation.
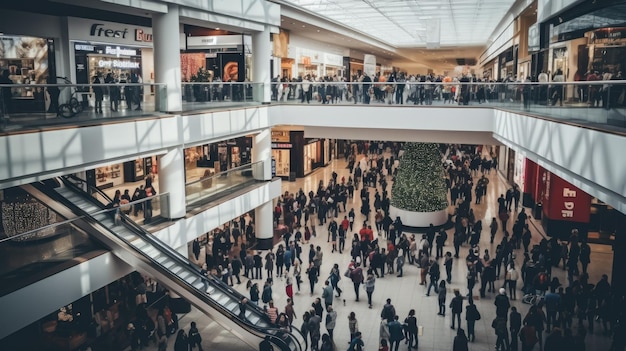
[182,33,250,82]
[296,48,322,78]
[0,34,55,112]
[87,156,157,190]
[271,130,329,179]
[67,17,154,97]
[184,137,252,183]
[323,53,345,78]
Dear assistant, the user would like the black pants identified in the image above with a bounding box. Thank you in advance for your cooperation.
[353,283,361,300]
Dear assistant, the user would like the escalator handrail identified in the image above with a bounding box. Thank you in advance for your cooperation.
[62,176,277,318]
[49,180,296,351]
[57,177,304,351]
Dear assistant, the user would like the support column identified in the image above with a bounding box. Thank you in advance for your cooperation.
[255,201,274,250]
[252,25,272,103]
[153,4,182,112]
[158,147,186,219]
[252,128,272,180]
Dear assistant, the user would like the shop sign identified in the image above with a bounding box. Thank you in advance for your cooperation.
[528,23,540,52]
[75,44,95,52]
[186,35,242,49]
[272,143,292,149]
[561,187,576,218]
[324,53,344,67]
[105,46,137,57]
[97,59,140,69]
[68,17,153,47]
[542,170,591,223]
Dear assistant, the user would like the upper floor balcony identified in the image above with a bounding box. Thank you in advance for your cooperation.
[1,80,624,134]
[1,80,625,213]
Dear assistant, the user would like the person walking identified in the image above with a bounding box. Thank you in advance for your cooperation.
[325,306,337,341]
[307,262,319,295]
[321,280,334,309]
[426,258,440,296]
[438,280,447,316]
[465,298,481,342]
[450,289,464,330]
[188,321,203,351]
[350,263,365,302]
[492,316,510,351]
[453,328,469,351]
[381,298,396,323]
[348,311,359,341]
[308,308,322,351]
[405,309,418,349]
[329,263,343,297]
[365,270,376,308]
[510,306,522,351]
[387,315,404,351]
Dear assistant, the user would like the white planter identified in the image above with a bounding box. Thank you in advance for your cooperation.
[389,205,447,228]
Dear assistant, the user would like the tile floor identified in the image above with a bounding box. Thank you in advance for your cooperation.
[134,150,614,351]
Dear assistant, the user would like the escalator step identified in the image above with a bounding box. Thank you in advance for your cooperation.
[225,302,237,310]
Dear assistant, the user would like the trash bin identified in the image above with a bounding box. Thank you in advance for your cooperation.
[534,203,543,220]
[289,172,296,182]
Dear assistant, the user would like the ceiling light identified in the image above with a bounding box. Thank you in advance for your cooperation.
[317,29,320,32]
[215,27,220,30]
[302,25,306,27]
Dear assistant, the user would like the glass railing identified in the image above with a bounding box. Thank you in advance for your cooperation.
[181,82,264,111]
[185,161,261,208]
[0,208,102,296]
[272,80,626,130]
[0,81,166,132]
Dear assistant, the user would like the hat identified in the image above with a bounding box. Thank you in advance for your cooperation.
[499,288,506,295]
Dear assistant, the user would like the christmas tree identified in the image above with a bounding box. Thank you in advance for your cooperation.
[390,142,448,212]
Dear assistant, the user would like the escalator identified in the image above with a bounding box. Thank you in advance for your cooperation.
[28,177,306,351]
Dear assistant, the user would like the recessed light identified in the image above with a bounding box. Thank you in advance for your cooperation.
[316,29,320,32]
[302,25,306,27]
[215,27,220,30]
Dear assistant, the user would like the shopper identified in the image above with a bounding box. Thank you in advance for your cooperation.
[188,321,203,351]
[453,328,469,351]
[325,306,337,341]
[387,315,404,351]
[350,263,364,302]
[450,289,464,330]
[365,270,376,308]
[465,298,481,342]
[438,280,447,316]
[348,311,359,341]
[405,309,418,349]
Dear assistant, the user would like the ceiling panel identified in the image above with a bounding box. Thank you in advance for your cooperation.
[281,0,516,47]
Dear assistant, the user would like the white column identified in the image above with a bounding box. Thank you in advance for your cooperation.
[153,4,182,112]
[252,128,272,180]
[158,147,186,219]
[255,201,274,250]
[252,25,272,103]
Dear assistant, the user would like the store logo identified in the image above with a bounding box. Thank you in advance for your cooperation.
[98,60,140,69]
[90,23,128,39]
[135,29,153,42]
[105,46,137,57]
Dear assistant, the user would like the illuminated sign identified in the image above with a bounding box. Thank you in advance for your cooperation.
[98,60,140,69]
[105,46,137,57]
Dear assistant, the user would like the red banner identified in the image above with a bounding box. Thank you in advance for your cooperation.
[538,167,591,223]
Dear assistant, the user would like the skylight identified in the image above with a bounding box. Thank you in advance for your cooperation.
[282,0,516,47]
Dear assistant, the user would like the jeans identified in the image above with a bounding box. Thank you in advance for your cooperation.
[427,278,439,295]
[390,340,400,351]
[451,312,461,329]
[467,320,475,341]
[353,283,361,300]
[367,290,373,306]
[407,331,418,348]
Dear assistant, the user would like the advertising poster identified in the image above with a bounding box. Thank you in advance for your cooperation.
[363,54,376,77]
[220,53,245,82]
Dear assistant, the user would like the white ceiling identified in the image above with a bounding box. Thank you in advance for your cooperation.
[279,0,517,47]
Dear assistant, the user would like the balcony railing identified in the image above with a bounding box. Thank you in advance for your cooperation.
[2,81,625,132]
[185,161,261,209]
[0,81,166,131]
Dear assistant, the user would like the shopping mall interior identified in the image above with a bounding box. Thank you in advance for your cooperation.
[1,0,626,351]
